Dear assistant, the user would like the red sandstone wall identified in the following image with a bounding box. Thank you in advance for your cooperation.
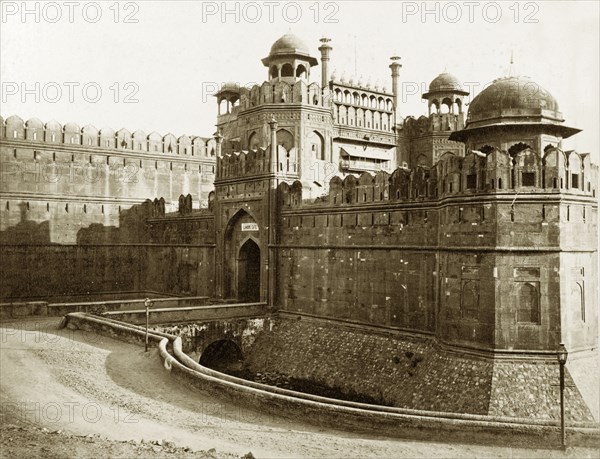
[0,243,214,300]
[244,316,594,420]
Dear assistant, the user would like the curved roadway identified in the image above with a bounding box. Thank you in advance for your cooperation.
[1,318,595,458]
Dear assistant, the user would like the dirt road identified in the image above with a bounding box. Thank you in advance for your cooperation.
[0,318,596,458]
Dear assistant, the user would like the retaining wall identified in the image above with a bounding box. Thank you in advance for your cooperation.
[243,315,595,421]
[58,312,599,448]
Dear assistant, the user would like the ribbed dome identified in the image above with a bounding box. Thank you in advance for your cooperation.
[449,75,580,143]
[468,76,560,123]
[270,33,310,56]
[429,72,463,92]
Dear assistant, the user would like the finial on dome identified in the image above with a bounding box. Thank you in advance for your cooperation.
[507,49,517,77]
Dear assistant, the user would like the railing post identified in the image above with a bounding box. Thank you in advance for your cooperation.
[144,298,152,352]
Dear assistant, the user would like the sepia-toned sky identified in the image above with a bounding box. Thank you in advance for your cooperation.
[1,1,598,155]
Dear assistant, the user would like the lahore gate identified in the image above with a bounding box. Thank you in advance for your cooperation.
[1,34,598,431]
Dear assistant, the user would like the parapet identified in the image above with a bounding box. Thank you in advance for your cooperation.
[1,115,216,157]
[216,147,271,179]
[279,146,598,208]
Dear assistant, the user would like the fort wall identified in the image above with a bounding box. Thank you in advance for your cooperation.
[0,115,216,244]
[274,148,598,353]
[0,243,215,300]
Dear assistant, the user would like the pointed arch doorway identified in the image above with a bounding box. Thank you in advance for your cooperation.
[238,239,260,302]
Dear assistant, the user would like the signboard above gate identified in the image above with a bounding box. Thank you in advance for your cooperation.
[241,223,259,231]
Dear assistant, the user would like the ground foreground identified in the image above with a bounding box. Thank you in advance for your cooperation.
[1,318,598,459]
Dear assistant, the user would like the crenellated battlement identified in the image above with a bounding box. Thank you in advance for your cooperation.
[216,142,302,181]
[1,115,217,157]
[279,146,598,208]
[216,146,273,180]
[401,113,465,136]
[217,80,331,122]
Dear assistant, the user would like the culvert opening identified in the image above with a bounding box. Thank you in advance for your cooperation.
[199,340,244,372]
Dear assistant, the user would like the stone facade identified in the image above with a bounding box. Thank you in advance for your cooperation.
[0,115,216,244]
[243,316,594,420]
[0,34,597,418]
[147,35,598,362]
[154,314,595,421]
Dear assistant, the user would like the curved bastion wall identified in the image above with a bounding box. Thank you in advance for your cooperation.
[152,314,596,422]
[59,311,600,444]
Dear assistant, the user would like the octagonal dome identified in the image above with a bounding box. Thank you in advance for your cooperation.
[262,33,318,67]
[430,73,463,92]
[270,33,310,56]
[422,72,469,99]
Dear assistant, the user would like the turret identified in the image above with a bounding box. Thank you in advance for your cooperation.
[389,55,402,117]
[318,37,333,90]
[261,33,319,83]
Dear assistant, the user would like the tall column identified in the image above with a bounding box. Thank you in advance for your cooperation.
[214,131,223,156]
[389,55,402,117]
[269,117,278,173]
[318,38,332,92]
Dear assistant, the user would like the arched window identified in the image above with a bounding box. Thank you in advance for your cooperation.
[218,98,228,114]
[281,64,294,77]
[307,130,325,160]
[271,65,279,79]
[248,131,258,150]
[296,64,307,79]
[480,145,494,154]
[508,142,531,157]
[571,282,585,322]
[455,98,462,113]
[276,129,294,152]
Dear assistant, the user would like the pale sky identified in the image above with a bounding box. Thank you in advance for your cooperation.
[1,1,598,156]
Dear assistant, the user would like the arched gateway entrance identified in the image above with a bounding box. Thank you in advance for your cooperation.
[238,239,260,302]
[223,209,262,301]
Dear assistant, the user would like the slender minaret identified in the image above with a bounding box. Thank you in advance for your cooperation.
[389,55,402,117]
[318,37,332,91]
[269,117,278,173]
